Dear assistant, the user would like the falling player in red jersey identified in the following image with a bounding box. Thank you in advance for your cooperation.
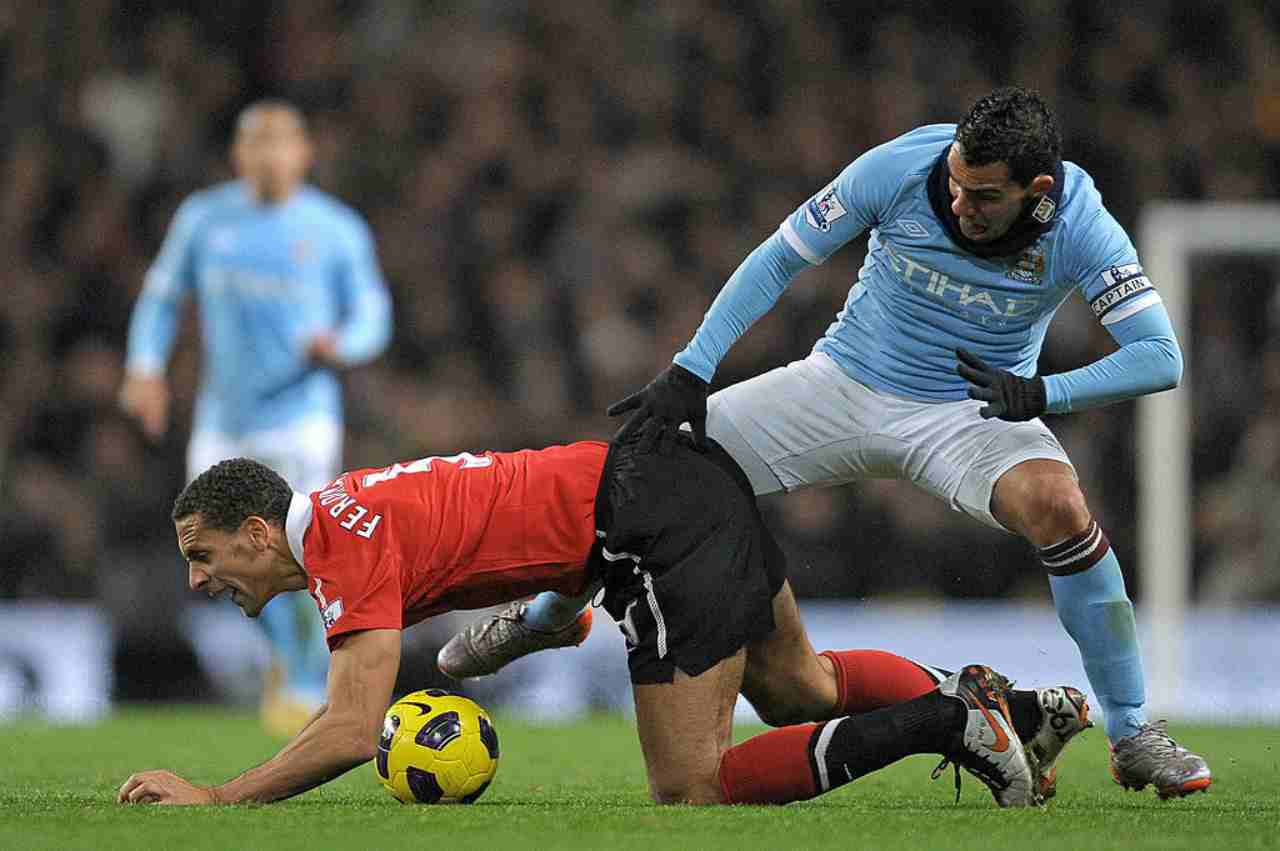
[117,424,1089,807]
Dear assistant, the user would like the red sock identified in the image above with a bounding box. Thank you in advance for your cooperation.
[718,723,820,805]
[819,650,939,715]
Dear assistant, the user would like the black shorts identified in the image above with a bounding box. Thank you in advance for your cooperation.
[593,427,787,685]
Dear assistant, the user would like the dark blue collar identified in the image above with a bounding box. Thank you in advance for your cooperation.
[926,144,1064,258]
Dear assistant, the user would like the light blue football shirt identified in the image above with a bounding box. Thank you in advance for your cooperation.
[675,124,1176,411]
[126,181,392,434]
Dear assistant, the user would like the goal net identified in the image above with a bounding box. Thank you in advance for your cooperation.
[1136,202,1280,715]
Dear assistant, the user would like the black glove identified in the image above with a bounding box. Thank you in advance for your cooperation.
[955,348,1047,421]
[606,363,710,447]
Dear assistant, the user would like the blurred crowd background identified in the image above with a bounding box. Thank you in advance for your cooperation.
[3,0,1280,705]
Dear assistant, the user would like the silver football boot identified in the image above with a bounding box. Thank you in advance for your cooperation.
[1110,721,1212,799]
[437,600,593,679]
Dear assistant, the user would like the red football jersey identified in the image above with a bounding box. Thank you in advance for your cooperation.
[300,441,607,648]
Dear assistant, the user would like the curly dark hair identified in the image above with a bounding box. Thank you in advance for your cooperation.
[955,87,1061,187]
[172,457,293,531]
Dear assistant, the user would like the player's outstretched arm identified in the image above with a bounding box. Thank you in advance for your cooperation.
[117,628,401,805]
[1038,304,1182,414]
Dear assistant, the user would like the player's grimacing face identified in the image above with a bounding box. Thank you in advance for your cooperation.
[232,108,312,204]
[946,144,1049,243]
[176,515,275,618]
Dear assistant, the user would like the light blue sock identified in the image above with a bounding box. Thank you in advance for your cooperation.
[1048,549,1147,742]
[288,592,330,700]
[259,591,329,703]
[523,587,596,632]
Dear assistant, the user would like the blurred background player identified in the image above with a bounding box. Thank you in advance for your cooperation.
[119,99,392,734]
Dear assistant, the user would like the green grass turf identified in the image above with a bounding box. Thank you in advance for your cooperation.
[2,707,1277,851]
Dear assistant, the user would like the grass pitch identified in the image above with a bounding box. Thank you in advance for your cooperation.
[3,707,1277,851]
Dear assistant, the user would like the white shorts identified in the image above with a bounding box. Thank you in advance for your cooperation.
[187,418,343,494]
[705,351,1073,531]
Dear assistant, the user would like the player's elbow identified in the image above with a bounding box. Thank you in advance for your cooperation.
[352,739,380,765]
[370,326,393,360]
[327,715,382,764]
[1152,335,1183,391]
[341,728,381,764]
[370,292,394,344]
[343,313,394,365]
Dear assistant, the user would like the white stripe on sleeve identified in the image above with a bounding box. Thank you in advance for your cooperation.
[780,220,823,266]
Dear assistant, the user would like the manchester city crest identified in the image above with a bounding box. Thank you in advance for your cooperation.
[1007,243,1046,284]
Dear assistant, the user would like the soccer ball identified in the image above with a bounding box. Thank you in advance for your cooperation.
[375,689,500,804]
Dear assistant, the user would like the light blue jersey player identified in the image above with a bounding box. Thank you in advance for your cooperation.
[448,88,1210,800]
[121,101,392,733]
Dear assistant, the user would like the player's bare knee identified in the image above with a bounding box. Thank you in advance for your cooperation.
[747,686,812,727]
[644,746,728,805]
[1042,481,1091,540]
[743,661,824,726]
[749,701,794,728]
[1021,478,1091,545]
[648,774,725,805]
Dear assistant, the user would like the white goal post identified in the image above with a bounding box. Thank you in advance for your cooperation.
[1136,202,1279,715]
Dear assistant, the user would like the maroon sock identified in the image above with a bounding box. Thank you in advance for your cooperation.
[718,723,820,804]
[819,649,943,714]
[718,693,966,805]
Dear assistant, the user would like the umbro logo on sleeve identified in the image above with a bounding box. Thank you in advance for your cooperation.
[898,219,929,238]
